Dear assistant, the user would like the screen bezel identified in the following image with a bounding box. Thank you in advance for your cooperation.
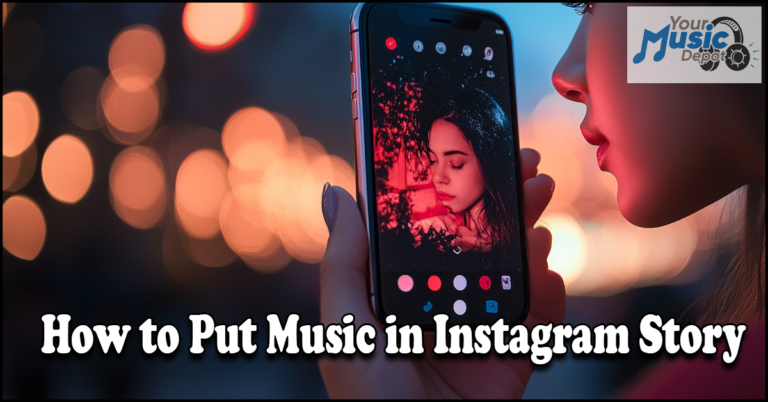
[353,3,530,328]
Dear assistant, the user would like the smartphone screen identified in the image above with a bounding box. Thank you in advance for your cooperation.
[358,4,528,326]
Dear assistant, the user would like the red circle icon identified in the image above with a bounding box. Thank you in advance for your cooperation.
[385,37,397,50]
[428,275,441,291]
[479,275,491,290]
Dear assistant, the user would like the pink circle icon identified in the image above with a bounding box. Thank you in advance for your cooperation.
[398,275,414,292]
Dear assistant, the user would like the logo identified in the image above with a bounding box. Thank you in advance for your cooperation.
[628,7,761,83]
[462,45,472,57]
[423,301,433,312]
[413,40,423,52]
[486,300,498,313]
[501,275,511,290]
[436,42,446,55]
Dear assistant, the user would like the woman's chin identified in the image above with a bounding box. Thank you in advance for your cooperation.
[616,183,687,229]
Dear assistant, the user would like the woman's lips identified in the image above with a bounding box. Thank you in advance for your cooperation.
[436,191,455,201]
[580,125,610,170]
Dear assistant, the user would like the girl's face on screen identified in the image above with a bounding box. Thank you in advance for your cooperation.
[552,2,765,228]
[429,119,486,215]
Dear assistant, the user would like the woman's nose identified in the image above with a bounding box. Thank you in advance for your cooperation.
[552,15,589,104]
[432,164,449,185]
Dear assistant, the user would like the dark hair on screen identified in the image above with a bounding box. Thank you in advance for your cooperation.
[417,87,519,261]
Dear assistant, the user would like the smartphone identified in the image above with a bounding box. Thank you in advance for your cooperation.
[350,3,529,327]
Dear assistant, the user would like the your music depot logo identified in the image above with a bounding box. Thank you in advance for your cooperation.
[628,7,762,83]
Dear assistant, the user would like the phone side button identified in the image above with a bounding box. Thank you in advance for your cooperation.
[351,72,357,94]
[352,99,358,120]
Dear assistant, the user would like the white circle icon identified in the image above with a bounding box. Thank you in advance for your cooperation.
[484,47,494,61]
[462,45,472,57]
[436,42,446,54]
[413,40,424,52]
[453,300,467,315]
[453,275,467,291]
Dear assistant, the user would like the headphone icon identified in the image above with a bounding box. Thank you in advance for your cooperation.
[699,17,749,72]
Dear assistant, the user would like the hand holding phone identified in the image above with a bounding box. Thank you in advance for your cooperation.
[319,149,563,398]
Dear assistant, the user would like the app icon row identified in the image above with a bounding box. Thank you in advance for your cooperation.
[397,274,511,292]
[422,299,499,315]
[385,37,494,61]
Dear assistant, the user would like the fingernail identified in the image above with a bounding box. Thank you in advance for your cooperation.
[322,182,337,232]
[533,149,541,165]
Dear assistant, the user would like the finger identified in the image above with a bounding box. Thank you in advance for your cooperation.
[523,174,555,228]
[320,186,380,328]
[520,148,541,182]
[525,226,565,325]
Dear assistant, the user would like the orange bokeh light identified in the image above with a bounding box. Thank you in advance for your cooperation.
[61,67,105,131]
[222,107,286,160]
[3,91,39,157]
[42,135,93,204]
[175,149,229,239]
[3,144,36,192]
[184,232,237,268]
[3,195,46,260]
[3,154,21,191]
[110,146,167,229]
[220,190,289,272]
[101,75,159,145]
[109,24,165,91]
[183,3,256,51]
[219,106,356,266]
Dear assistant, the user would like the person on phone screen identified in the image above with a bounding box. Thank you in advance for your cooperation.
[410,88,517,258]
[317,2,763,398]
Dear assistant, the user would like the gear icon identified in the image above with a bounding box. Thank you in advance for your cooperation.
[725,44,750,71]
[730,49,746,67]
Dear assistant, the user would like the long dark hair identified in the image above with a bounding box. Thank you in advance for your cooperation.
[417,87,519,259]
[687,184,766,325]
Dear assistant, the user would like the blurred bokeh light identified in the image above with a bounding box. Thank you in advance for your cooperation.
[3,91,39,157]
[61,67,106,131]
[41,134,93,204]
[110,146,167,229]
[3,144,36,192]
[2,195,46,260]
[175,149,229,239]
[183,3,256,51]
[108,24,165,91]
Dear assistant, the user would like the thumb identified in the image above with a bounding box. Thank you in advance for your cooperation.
[320,184,380,328]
